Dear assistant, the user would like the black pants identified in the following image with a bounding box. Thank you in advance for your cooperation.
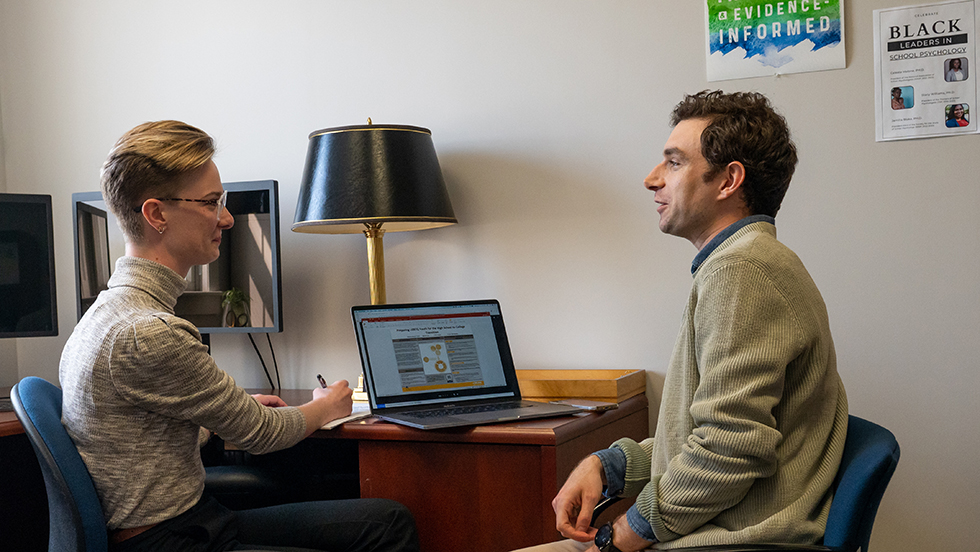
[111,496,419,552]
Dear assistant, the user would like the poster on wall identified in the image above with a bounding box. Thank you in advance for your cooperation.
[705,0,846,82]
[874,0,979,141]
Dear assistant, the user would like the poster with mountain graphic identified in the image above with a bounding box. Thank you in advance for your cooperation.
[706,0,846,81]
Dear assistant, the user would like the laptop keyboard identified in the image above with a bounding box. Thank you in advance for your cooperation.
[407,402,530,419]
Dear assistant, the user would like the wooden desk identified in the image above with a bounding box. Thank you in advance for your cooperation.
[273,390,648,552]
[2,388,648,552]
[0,387,49,551]
[0,410,22,437]
[1,386,24,437]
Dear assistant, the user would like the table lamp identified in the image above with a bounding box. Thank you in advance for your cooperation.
[291,122,457,305]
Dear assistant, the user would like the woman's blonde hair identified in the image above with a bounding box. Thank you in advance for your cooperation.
[100,120,215,241]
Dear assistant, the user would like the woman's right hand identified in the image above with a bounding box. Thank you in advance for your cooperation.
[298,379,353,436]
[313,379,354,420]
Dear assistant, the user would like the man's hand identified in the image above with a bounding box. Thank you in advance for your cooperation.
[553,454,606,542]
[251,394,287,408]
[580,514,654,552]
[605,513,654,552]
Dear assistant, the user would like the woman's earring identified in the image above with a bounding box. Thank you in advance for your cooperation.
[157,226,165,234]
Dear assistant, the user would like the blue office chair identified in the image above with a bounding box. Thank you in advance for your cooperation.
[821,416,901,552]
[592,415,900,552]
[11,376,108,552]
[12,376,303,551]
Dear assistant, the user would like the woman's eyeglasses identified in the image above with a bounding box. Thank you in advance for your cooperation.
[133,190,228,221]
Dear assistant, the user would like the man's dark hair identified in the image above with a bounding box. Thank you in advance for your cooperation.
[670,90,798,217]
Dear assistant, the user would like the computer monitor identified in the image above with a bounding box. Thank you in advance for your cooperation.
[0,193,58,338]
[71,180,283,334]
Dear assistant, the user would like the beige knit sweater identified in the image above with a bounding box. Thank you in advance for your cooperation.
[60,257,307,530]
[614,222,848,548]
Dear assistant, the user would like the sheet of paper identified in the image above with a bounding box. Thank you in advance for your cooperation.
[320,403,372,430]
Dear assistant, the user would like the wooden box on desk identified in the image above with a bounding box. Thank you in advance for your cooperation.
[517,369,645,403]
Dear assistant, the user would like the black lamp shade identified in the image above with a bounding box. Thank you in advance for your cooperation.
[292,124,457,234]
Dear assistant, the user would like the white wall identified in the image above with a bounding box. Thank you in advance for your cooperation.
[1,1,976,550]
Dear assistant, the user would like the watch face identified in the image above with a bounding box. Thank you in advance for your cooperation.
[595,523,613,548]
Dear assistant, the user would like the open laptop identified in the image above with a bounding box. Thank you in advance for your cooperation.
[351,299,583,429]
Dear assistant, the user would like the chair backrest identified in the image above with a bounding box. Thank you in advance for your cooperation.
[11,376,108,552]
[822,415,900,552]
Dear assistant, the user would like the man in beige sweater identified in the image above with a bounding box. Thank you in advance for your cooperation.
[520,90,848,552]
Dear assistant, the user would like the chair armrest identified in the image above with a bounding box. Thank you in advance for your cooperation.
[589,497,832,552]
[591,495,623,527]
[204,465,291,510]
[204,465,282,495]
[659,547,830,552]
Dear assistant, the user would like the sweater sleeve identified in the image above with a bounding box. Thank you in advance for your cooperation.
[610,437,654,496]
[635,258,805,541]
[110,313,306,454]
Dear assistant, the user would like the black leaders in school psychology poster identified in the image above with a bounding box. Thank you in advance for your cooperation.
[874,0,978,141]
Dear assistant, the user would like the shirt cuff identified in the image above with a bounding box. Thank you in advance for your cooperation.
[592,448,627,497]
[626,504,658,542]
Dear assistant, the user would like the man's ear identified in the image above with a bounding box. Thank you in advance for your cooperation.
[717,161,746,201]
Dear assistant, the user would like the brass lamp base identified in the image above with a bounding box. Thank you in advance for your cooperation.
[359,222,387,404]
[363,223,386,305]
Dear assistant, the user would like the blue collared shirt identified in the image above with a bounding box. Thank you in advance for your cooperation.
[691,215,774,275]
[592,446,656,538]
[590,215,776,542]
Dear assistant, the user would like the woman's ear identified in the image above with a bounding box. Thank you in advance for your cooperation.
[140,199,168,235]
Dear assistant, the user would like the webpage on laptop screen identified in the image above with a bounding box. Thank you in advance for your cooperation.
[360,309,509,405]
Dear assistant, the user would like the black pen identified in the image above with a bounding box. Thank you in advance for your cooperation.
[316,374,327,388]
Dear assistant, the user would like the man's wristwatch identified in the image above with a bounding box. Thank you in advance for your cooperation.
[595,522,623,552]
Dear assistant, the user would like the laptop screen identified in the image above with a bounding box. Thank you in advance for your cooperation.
[352,300,522,410]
